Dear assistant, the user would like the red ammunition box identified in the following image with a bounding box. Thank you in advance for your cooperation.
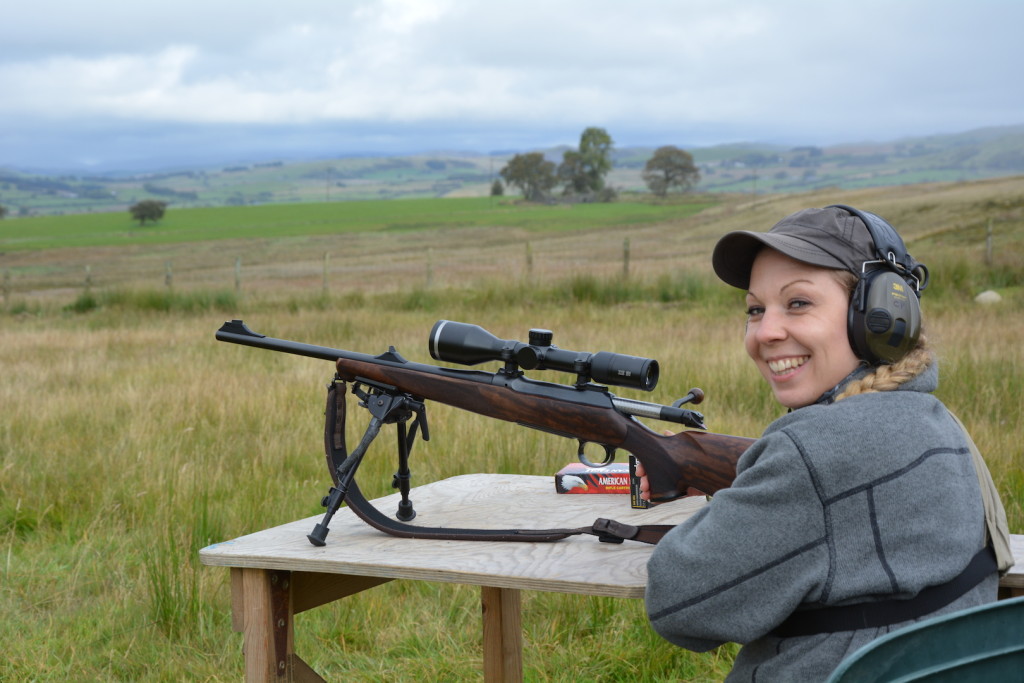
[554,462,630,494]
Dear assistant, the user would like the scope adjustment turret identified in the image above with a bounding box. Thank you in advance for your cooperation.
[528,328,554,346]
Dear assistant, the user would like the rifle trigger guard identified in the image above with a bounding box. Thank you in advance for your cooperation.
[577,440,616,468]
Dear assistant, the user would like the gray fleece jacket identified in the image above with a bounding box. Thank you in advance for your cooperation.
[645,364,998,682]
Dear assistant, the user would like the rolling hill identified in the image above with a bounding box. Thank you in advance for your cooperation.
[1,124,1022,217]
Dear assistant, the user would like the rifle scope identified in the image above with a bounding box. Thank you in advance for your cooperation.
[429,320,659,391]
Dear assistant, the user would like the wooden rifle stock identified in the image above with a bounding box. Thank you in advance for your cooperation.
[336,357,754,501]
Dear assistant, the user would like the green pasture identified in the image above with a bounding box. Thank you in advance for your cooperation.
[0,196,713,251]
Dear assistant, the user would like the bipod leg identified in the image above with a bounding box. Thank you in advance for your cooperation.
[391,397,426,521]
[393,421,416,521]
[307,416,382,546]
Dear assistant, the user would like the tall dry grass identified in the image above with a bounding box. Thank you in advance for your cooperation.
[1,281,1020,680]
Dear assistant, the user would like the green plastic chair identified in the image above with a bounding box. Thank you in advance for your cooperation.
[826,596,1024,682]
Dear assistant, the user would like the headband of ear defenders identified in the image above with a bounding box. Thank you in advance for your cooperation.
[826,204,929,295]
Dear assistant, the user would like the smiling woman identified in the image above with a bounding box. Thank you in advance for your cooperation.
[642,205,1009,682]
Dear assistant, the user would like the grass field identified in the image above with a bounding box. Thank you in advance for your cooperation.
[1,178,1022,680]
[0,196,714,252]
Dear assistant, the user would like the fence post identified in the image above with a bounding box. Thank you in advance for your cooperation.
[323,252,330,296]
[165,261,173,290]
[986,218,993,267]
[623,238,631,278]
[235,257,241,294]
[85,265,93,295]
[2,269,9,308]
[426,248,434,288]
[525,242,533,276]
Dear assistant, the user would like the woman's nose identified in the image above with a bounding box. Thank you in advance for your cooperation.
[754,307,787,344]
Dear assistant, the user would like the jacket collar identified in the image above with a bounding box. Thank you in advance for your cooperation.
[813,363,872,406]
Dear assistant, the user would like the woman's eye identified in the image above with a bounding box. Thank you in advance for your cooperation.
[789,299,811,310]
[746,305,764,318]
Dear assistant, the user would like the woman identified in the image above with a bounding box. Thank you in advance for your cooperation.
[639,206,1002,681]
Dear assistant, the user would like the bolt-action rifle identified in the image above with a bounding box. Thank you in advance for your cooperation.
[216,320,755,546]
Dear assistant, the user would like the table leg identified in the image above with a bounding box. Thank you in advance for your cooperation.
[998,586,1022,599]
[236,568,325,683]
[481,586,523,683]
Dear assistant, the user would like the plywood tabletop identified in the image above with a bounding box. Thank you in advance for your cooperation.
[199,473,707,598]
[1005,534,1024,590]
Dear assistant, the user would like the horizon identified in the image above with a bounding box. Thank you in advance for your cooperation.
[5,121,1023,178]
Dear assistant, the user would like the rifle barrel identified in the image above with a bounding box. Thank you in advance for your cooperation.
[217,319,703,428]
[216,319,376,364]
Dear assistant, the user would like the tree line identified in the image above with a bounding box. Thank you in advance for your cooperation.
[496,127,700,202]
[0,129,698,222]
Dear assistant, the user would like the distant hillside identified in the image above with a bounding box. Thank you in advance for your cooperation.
[614,125,1024,193]
[1,124,1022,217]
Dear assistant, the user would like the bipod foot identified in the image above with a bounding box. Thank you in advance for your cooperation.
[307,522,330,547]
[308,482,350,546]
[395,498,416,522]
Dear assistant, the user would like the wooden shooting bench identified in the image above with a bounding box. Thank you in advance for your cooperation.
[199,473,704,681]
[199,474,1024,682]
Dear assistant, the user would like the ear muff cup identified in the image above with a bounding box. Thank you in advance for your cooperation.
[827,203,928,365]
[848,268,922,364]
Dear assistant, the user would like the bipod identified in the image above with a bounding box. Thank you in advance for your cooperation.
[310,378,671,547]
[308,380,428,546]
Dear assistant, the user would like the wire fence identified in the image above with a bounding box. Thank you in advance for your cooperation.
[1,221,722,309]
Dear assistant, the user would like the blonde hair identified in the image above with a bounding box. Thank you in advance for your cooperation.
[828,269,935,402]
[835,337,934,401]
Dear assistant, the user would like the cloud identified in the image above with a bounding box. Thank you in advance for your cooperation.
[1,0,1022,169]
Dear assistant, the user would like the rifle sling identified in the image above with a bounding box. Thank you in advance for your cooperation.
[342,479,674,545]
[323,379,348,486]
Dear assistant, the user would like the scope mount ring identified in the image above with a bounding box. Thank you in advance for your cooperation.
[576,440,616,468]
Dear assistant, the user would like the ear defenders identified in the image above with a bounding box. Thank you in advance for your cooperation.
[826,205,930,364]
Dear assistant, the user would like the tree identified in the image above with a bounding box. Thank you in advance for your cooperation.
[642,146,701,197]
[578,126,614,191]
[129,199,168,225]
[490,179,504,196]
[558,127,614,196]
[557,151,589,195]
[499,153,557,202]
[0,204,7,220]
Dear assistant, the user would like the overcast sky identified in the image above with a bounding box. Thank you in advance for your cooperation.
[2,0,1022,172]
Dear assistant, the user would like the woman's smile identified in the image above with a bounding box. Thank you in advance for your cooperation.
[766,355,810,376]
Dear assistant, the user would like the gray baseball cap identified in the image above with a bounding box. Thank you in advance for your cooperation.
[712,206,877,290]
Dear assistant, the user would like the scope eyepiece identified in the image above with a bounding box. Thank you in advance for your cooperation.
[590,351,658,391]
[428,320,658,391]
